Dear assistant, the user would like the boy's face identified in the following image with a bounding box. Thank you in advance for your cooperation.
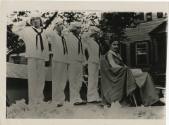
[55,24,63,35]
[71,26,81,36]
[74,28,81,35]
[31,17,42,28]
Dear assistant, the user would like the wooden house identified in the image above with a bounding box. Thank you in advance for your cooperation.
[122,18,167,87]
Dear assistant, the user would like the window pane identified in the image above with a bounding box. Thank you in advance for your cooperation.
[146,13,152,21]
[157,12,163,18]
[136,42,149,65]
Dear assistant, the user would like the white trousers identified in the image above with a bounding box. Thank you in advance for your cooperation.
[52,61,68,103]
[68,62,83,103]
[27,58,45,104]
[87,63,100,102]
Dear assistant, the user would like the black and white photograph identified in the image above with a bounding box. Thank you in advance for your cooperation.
[5,9,167,119]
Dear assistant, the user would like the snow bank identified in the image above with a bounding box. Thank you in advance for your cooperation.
[7,99,165,119]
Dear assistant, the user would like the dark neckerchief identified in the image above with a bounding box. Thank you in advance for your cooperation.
[74,34,83,55]
[61,35,68,55]
[95,38,101,58]
[32,27,44,51]
[53,29,68,55]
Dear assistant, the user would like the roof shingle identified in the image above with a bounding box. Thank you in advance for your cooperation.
[125,18,167,42]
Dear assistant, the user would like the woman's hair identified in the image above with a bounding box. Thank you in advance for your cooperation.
[109,36,121,45]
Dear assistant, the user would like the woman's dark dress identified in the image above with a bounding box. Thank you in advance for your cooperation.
[100,51,159,106]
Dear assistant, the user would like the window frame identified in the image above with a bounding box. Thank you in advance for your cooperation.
[135,41,150,66]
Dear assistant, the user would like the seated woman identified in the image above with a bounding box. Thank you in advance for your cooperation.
[100,40,164,107]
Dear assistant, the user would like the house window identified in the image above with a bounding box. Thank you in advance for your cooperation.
[146,13,152,21]
[135,42,149,66]
[157,12,163,18]
[133,13,145,24]
[137,13,144,21]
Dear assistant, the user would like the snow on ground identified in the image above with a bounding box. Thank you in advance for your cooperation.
[7,99,165,119]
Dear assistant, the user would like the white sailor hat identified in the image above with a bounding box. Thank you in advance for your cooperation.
[81,24,89,32]
[89,26,100,34]
[12,21,26,33]
[7,19,13,25]
[69,21,82,31]
[52,16,64,25]
[30,11,41,18]
[26,11,42,25]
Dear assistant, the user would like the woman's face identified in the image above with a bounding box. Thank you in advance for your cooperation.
[110,41,119,53]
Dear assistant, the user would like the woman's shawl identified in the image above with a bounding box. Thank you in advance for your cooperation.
[100,54,137,104]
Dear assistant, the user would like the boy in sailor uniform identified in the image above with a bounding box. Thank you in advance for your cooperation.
[63,22,86,105]
[17,13,49,104]
[46,18,69,107]
[82,26,101,103]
